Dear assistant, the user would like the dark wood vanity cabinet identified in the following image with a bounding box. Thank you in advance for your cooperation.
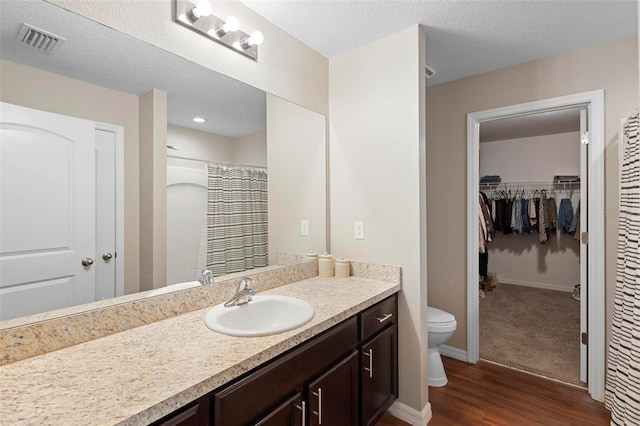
[153,294,397,426]
[150,394,210,426]
[359,294,398,426]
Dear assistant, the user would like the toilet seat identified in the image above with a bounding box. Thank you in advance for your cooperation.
[427,306,455,325]
[427,307,456,332]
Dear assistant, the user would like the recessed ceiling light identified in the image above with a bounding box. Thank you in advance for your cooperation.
[193,117,206,123]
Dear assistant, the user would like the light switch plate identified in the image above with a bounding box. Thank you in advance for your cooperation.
[354,221,365,239]
[300,220,309,236]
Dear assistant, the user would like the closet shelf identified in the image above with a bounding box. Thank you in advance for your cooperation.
[479,179,580,191]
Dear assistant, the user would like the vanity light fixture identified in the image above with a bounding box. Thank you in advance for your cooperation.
[174,0,264,61]
[192,117,206,123]
[241,31,264,49]
[189,0,212,21]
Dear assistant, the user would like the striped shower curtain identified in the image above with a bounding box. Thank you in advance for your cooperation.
[205,165,268,277]
[606,111,640,425]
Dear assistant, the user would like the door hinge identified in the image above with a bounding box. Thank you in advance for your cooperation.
[581,232,589,245]
[581,131,589,145]
[581,332,588,345]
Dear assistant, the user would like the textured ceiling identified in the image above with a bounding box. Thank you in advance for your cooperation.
[0,0,266,138]
[240,0,638,86]
[1,0,636,137]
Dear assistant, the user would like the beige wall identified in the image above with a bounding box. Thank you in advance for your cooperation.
[167,125,235,163]
[139,89,168,291]
[267,95,326,258]
[427,36,638,351]
[329,25,429,412]
[235,131,268,167]
[0,58,141,295]
[48,0,329,116]
[481,133,581,292]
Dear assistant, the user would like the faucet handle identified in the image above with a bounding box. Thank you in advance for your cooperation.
[239,276,255,294]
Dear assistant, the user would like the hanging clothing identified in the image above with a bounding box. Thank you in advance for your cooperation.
[503,198,513,234]
[557,198,574,233]
[546,196,558,232]
[529,196,538,231]
[569,201,580,235]
[606,111,640,424]
[494,198,506,231]
[521,198,532,234]
[479,193,495,241]
[538,192,548,244]
[512,195,523,233]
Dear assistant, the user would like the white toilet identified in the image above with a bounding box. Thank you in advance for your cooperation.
[427,306,457,387]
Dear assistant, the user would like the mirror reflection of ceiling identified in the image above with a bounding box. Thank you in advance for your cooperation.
[480,108,582,143]
[241,0,637,87]
[0,0,266,138]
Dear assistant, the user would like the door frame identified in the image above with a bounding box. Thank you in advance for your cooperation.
[95,122,125,297]
[465,90,605,401]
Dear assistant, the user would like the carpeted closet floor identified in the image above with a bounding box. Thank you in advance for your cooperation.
[479,283,582,386]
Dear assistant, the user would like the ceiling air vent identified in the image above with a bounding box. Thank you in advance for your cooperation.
[17,24,66,55]
[425,64,436,79]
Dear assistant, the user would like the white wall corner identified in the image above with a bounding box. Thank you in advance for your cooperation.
[388,401,433,426]
[438,344,468,362]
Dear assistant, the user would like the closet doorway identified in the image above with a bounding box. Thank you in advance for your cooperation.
[466,90,605,401]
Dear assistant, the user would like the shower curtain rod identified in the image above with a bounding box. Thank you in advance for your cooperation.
[167,154,267,170]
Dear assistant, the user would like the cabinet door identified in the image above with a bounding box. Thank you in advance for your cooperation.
[308,351,359,426]
[361,324,398,426]
[150,395,210,426]
[255,393,305,426]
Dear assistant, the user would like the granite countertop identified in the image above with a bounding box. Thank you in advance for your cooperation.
[0,276,399,425]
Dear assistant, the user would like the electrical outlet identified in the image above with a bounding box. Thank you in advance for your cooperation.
[354,221,365,239]
[300,220,309,236]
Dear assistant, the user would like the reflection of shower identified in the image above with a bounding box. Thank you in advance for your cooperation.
[166,165,208,285]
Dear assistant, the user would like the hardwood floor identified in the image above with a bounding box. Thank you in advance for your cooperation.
[376,356,610,426]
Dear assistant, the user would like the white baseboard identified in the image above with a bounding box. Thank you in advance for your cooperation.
[438,344,468,362]
[499,279,574,293]
[388,401,432,426]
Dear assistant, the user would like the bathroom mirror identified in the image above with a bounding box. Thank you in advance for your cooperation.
[0,0,326,324]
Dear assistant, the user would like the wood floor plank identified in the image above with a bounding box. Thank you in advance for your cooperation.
[376,357,610,426]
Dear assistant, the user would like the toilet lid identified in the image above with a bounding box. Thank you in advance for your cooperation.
[427,307,455,324]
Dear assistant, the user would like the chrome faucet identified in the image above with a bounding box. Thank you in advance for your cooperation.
[198,269,215,286]
[224,277,256,307]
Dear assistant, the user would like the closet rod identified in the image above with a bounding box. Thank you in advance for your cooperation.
[167,154,267,170]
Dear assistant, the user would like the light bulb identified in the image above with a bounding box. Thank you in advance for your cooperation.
[222,16,240,33]
[191,0,212,19]
[215,16,240,36]
[247,31,264,46]
[192,117,206,123]
[242,30,264,49]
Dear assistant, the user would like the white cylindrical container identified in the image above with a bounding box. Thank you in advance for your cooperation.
[304,252,318,260]
[318,253,335,278]
[335,258,350,278]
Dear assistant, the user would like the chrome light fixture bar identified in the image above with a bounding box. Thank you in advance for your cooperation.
[174,0,263,61]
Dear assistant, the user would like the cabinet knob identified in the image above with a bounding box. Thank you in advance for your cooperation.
[81,257,94,267]
[102,252,113,261]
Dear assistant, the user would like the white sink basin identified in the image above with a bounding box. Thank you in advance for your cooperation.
[204,295,315,337]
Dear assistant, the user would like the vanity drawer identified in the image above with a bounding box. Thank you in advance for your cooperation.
[360,295,397,341]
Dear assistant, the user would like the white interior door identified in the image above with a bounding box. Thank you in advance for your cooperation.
[580,107,589,383]
[0,102,96,320]
[95,128,117,300]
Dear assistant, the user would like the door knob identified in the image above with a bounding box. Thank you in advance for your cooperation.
[81,257,94,267]
[102,252,113,261]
